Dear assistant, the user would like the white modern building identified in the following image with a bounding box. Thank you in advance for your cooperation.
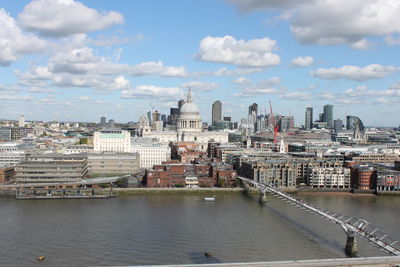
[18,115,25,127]
[94,129,131,153]
[142,89,228,150]
[307,167,351,188]
[131,139,171,168]
[0,151,26,167]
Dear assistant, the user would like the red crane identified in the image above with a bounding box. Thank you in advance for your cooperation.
[269,101,279,144]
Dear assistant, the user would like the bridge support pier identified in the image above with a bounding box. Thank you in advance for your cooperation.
[259,191,267,204]
[345,233,358,257]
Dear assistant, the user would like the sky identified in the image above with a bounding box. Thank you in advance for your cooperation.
[0,0,399,126]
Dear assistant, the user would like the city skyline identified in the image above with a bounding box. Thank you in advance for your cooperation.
[0,0,399,126]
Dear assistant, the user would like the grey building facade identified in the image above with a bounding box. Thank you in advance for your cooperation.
[323,104,333,128]
[305,107,313,130]
[334,119,343,133]
[212,100,222,126]
[15,154,88,184]
[87,152,140,177]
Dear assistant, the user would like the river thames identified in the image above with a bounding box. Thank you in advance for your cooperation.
[0,192,399,266]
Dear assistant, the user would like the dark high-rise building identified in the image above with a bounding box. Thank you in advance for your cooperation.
[212,100,222,126]
[147,111,152,125]
[248,103,258,116]
[223,116,231,122]
[100,116,106,127]
[319,113,324,122]
[305,107,313,130]
[178,100,185,112]
[346,115,365,131]
[168,108,180,126]
[323,104,333,128]
[333,119,343,133]
[170,108,179,116]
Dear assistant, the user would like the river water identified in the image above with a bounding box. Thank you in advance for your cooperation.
[0,192,399,266]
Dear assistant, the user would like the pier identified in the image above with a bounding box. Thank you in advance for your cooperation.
[15,187,117,200]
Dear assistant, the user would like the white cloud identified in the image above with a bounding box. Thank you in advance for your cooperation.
[79,96,91,101]
[234,77,281,97]
[197,35,280,67]
[297,85,318,90]
[351,39,371,50]
[259,77,281,85]
[0,9,46,66]
[228,0,400,48]
[18,0,123,37]
[89,34,144,47]
[318,92,335,99]
[113,76,131,89]
[233,77,251,84]
[17,46,188,90]
[235,88,280,97]
[121,85,184,100]
[345,85,400,97]
[180,81,218,92]
[376,97,392,104]
[310,64,399,81]
[160,66,188,77]
[0,91,33,101]
[279,91,312,100]
[29,87,54,93]
[291,56,314,67]
[213,67,263,76]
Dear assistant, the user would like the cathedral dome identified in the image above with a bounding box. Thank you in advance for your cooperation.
[177,88,202,133]
[180,102,199,114]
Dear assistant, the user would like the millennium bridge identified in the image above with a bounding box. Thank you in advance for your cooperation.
[237,176,400,257]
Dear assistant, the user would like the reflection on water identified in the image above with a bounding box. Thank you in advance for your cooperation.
[0,193,397,266]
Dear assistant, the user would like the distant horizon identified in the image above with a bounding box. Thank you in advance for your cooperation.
[0,117,399,129]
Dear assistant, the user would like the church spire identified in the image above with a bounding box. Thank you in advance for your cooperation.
[187,87,192,103]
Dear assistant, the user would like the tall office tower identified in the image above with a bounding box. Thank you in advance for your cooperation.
[18,115,25,127]
[161,114,167,122]
[323,104,333,128]
[333,119,343,133]
[108,119,115,128]
[248,103,258,116]
[319,113,324,122]
[168,108,180,126]
[305,107,313,130]
[212,100,222,126]
[100,116,106,126]
[178,100,185,112]
[147,111,152,125]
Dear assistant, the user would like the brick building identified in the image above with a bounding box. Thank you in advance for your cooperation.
[0,166,15,183]
[170,142,206,163]
[350,165,376,190]
[145,162,237,188]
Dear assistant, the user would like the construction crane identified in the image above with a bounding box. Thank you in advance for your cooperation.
[269,101,279,144]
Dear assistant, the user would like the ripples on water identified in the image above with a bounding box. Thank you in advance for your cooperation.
[0,193,397,266]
